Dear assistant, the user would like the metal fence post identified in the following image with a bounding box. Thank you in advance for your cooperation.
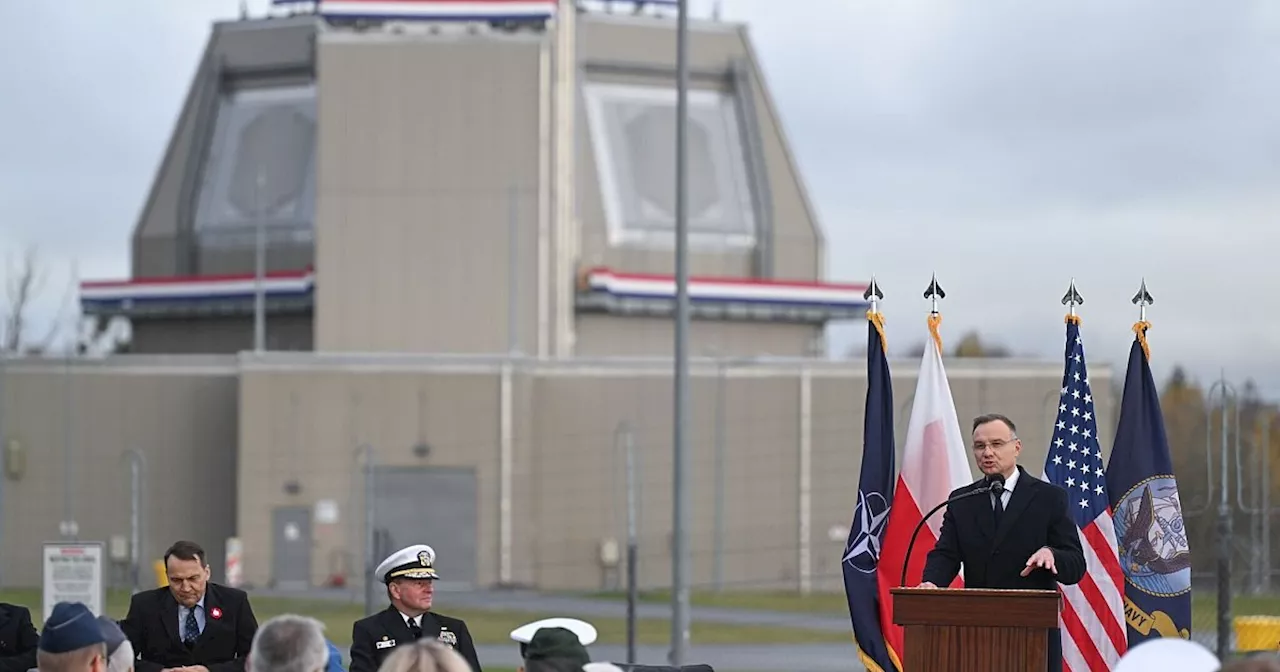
[357,444,377,616]
[1208,378,1237,661]
[620,422,638,665]
[122,449,148,593]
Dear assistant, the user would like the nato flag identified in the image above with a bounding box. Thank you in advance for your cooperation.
[842,314,898,672]
[1105,329,1193,645]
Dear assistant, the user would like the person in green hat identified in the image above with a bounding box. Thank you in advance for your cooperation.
[518,627,589,672]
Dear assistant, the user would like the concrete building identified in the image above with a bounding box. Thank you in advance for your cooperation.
[0,2,1112,592]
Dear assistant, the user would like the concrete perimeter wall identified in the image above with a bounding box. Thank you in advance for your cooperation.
[0,354,1114,591]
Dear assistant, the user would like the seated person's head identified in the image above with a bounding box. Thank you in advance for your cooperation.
[520,627,590,672]
[376,640,472,672]
[95,617,133,672]
[37,603,106,672]
[247,615,330,672]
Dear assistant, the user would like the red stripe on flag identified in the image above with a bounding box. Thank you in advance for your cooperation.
[1080,524,1128,655]
[1069,573,1125,662]
[1090,513,1127,605]
[1060,595,1109,672]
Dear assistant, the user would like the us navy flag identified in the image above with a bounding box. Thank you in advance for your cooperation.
[1106,326,1193,644]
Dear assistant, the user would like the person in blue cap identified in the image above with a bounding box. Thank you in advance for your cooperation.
[0,602,40,672]
[96,616,134,672]
[36,602,106,672]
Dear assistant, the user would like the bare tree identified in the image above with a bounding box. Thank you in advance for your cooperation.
[2,245,78,354]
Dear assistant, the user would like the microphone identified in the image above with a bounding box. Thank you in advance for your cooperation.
[899,473,1006,587]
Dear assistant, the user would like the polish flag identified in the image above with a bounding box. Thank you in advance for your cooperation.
[875,316,975,664]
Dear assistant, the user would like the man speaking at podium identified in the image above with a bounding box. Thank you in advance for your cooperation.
[916,413,1085,672]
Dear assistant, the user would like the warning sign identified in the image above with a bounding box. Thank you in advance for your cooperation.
[43,543,105,620]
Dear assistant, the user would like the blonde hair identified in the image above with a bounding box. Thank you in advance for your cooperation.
[376,641,471,672]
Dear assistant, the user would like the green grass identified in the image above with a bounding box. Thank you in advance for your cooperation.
[1,589,845,647]
[585,589,849,615]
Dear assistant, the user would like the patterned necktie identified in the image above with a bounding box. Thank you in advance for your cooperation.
[183,608,200,646]
[407,617,422,640]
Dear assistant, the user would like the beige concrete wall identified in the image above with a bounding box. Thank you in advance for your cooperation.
[0,357,239,587]
[312,32,544,354]
[0,353,1115,593]
[235,359,504,589]
[573,315,820,358]
[232,354,1113,592]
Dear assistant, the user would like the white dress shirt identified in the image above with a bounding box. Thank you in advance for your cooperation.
[994,468,1019,511]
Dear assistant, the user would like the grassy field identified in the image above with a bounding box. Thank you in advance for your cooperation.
[0,589,845,647]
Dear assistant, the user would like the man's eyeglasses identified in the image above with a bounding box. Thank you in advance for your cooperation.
[972,438,1017,451]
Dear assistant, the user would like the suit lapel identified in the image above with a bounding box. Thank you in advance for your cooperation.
[378,608,416,647]
[993,467,1038,548]
[194,586,222,651]
[421,613,446,644]
[161,591,182,649]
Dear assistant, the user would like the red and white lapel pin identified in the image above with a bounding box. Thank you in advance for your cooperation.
[210,607,223,620]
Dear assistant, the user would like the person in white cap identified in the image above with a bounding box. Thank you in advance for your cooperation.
[508,618,597,660]
[349,545,480,672]
[1113,638,1218,672]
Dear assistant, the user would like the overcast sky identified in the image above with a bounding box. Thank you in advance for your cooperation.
[2,0,1278,395]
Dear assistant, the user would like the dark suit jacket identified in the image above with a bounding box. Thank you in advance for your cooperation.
[350,607,480,672]
[120,584,258,672]
[922,466,1085,672]
[0,604,38,672]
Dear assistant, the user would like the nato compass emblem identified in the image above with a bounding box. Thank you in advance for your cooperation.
[1114,475,1192,597]
[843,491,891,574]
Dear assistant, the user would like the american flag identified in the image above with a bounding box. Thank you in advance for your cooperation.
[1043,318,1128,671]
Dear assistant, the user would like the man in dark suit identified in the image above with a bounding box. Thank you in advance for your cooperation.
[0,603,39,672]
[350,545,480,672]
[918,413,1086,672]
[120,540,258,672]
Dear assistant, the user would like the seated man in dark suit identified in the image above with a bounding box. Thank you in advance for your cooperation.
[917,413,1086,672]
[0,602,39,672]
[120,540,258,672]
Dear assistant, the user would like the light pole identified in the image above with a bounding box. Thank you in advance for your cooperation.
[669,0,692,664]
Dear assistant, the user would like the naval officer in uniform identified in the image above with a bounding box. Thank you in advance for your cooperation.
[349,545,481,672]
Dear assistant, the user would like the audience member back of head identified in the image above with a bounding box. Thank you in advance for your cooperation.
[375,641,470,672]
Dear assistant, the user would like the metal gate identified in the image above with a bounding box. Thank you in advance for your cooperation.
[271,506,313,590]
[372,466,478,588]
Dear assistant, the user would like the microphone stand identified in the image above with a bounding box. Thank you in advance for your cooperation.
[899,482,1004,587]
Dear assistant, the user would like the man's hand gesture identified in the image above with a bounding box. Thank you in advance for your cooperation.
[1021,547,1057,577]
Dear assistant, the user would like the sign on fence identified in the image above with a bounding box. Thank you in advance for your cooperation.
[42,542,106,620]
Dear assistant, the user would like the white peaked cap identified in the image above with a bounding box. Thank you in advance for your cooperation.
[581,664,625,672]
[509,618,598,646]
[374,544,439,583]
[1113,638,1219,672]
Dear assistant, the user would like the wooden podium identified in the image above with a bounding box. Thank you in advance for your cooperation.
[890,587,1061,672]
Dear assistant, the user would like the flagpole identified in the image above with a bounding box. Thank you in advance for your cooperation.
[670,0,692,664]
